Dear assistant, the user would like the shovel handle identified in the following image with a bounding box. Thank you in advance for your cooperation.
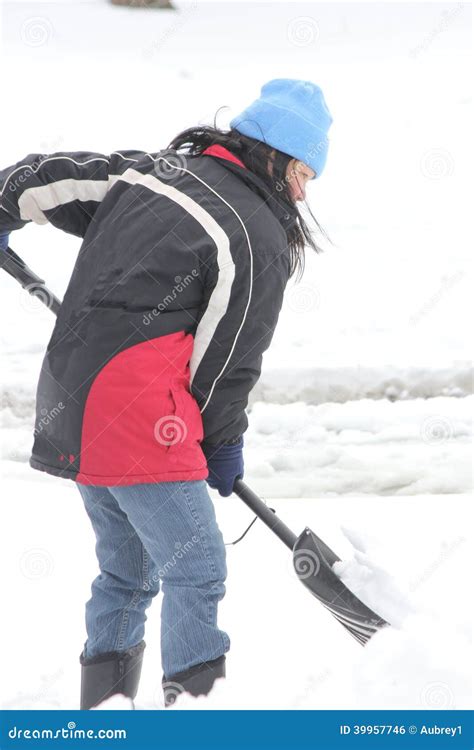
[0,246,62,315]
[232,479,297,551]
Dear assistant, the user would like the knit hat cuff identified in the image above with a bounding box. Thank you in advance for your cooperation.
[231,100,330,178]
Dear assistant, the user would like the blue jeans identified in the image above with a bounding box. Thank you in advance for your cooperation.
[77,480,230,679]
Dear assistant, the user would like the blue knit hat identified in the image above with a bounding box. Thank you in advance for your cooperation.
[230,78,333,178]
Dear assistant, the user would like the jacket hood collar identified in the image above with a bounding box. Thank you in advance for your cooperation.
[201,146,299,233]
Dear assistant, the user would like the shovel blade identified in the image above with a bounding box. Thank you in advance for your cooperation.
[293,527,389,645]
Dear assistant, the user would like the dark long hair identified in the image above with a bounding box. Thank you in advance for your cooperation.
[167,118,329,280]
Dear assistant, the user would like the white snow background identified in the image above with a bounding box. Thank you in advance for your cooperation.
[0,0,472,710]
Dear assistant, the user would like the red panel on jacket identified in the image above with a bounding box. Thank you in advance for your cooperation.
[77,331,208,486]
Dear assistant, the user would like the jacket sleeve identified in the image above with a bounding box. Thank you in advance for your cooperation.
[190,237,290,447]
[0,149,151,238]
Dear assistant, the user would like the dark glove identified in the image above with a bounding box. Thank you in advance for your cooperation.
[202,436,244,497]
[0,232,10,251]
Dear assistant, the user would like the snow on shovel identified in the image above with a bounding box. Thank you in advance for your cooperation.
[233,480,389,645]
[1,246,390,645]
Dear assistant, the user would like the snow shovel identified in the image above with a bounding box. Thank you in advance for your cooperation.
[1,246,390,645]
[232,479,389,644]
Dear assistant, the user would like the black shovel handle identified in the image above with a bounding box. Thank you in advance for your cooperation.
[232,480,342,565]
[0,246,62,315]
[232,478,297,551]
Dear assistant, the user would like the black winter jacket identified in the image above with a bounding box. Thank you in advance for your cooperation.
[0,145,297,485]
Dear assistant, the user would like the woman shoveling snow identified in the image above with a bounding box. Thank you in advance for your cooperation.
[0,79,334,708]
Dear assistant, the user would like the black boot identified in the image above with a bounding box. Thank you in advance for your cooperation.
[80,640,146,710]
[162,654,226,707]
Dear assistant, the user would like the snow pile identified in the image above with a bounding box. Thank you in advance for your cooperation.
[161,612,471,711]
[2,393,470,497]
[244,396,471,497]
[330,526,471,710]
[0,478,470,711]
[351,615,470,710]
[333,534,416,628]
[251,363,472,405]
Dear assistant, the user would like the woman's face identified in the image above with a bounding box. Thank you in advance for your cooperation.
[285,159,315,203]
[267,151,315,203]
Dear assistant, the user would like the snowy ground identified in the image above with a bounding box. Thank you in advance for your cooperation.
[0,0,472,712]
[0,472,471,710]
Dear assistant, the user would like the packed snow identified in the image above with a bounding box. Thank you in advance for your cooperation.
[0,0,471,713]
[0,479,471,710]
